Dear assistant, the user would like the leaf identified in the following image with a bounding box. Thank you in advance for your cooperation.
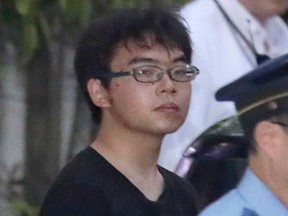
[20,19,39,65]
[15,0,32,16]
[10,199,39,216]
[78,0,93,26]
[60,0,93,26]
[59,0,68,12]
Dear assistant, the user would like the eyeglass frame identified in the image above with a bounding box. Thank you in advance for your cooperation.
[94,64,199,83]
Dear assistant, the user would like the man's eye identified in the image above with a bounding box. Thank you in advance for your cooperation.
[138,69,155,76]
[173,69,187,75]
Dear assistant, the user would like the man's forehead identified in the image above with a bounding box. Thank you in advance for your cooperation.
[115,45,186,67]
[117,34,182,53]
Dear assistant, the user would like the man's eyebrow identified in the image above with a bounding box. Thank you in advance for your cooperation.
[128,57,157,65]
[128,55,188,65]
[173,55,188,63]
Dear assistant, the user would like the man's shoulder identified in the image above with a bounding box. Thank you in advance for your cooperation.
[198,189,244,216]
[159,166,197,197]
[40,148,113,215]
[55,147,107,184]
[181,0,219,22]
[181,0,228,41]
[159,166,191,185]
[40,179,111,216]
[159,166,199,213]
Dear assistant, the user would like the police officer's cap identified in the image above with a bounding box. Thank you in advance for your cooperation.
[216,54,288,121]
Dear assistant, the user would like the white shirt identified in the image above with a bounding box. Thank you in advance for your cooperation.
[158,0,288,171]
[199,168,288,216]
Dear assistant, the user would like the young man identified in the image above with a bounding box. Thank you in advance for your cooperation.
[39,7,199,216]
[199,54,288,216]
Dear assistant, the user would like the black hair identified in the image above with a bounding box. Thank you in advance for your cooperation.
[74,7,192,124]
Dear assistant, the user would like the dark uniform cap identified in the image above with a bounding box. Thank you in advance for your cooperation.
[215,53,288,121]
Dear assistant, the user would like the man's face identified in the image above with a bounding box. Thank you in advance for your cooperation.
[240,0,288,20]
[272,123,288,182]
[105,41,192,136]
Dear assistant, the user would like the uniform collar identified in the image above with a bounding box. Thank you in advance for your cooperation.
[216,0,274,57]
[237,168,288,216]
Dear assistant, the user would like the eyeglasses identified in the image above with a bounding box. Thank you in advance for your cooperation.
[95,65,199,83]
[271,121,288,128]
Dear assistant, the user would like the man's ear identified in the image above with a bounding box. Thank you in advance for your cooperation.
[254,121,278,158]
[87,79,111,107]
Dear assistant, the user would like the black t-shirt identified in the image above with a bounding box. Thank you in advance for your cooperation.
[40,147,198,216]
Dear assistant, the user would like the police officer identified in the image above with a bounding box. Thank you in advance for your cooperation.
[199,54,288,216]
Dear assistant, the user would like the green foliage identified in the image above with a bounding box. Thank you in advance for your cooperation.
[10,199,39,216]
[14,0,33,16]
[107,0,189,8]
[3,0,39,65]
[59,0,93,26]
[0,0,190,66]
[0,0,94,66]
[21,18,39,65]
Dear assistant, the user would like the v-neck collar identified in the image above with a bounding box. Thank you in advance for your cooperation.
[87,146,170,203]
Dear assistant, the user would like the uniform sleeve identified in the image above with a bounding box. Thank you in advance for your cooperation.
[39,183,112,216]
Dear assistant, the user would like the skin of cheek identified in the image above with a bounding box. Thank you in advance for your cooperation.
[107,79,190,134]
[108,79,145,116]
[274,132,288,181]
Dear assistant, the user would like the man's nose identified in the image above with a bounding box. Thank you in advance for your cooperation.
[157,73,177,94]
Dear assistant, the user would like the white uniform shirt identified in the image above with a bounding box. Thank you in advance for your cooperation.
[199,168,288,216]
[158,0,288,171]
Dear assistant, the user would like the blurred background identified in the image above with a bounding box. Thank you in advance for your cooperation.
[1,1,288,215]
[0,0,190,215]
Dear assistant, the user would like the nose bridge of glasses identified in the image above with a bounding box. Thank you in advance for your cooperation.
[161,69,173,80]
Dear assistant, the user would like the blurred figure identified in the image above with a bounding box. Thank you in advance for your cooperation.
[39,7,199,216]
[199,54,288,216]
[159,0,288,210]
[158,0,288,171]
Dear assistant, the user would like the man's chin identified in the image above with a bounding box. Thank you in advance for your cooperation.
[154,118,185,134]
[164,124,183,134]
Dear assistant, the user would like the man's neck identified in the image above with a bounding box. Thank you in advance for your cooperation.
[238,0,271,24]
[250,157,288,208]
[90,124,165,201]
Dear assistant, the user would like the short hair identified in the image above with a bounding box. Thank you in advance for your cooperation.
[74,7,192,124]
[270,113,288,134]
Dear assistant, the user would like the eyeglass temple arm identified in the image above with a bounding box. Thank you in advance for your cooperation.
[95,71,131,79]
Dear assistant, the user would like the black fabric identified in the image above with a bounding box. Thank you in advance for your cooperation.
[40,147,198,216]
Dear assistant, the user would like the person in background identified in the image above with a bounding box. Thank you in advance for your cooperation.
[159,0,288,172]
[199,54,288,216]
[39,7,199,216]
